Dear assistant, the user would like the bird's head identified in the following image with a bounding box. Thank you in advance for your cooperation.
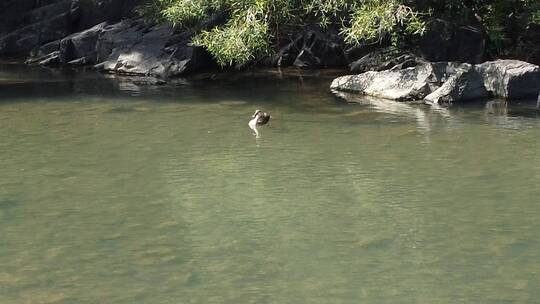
[252,109,262,118]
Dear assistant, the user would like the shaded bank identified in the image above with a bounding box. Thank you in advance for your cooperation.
[2,1,538,75]
[1,0,539,108]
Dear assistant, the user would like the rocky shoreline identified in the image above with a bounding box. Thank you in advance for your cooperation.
[1,0,539,104]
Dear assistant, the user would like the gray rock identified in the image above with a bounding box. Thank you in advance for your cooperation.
[0,9,78,56]
[48,21,109,64]
[476,60,540,100]
[424,64,488,104]
[95,23,173,77]
[29,39,61,58]
[0,0,141,58]
[95,20,145,62]
[68,21,108,61]
[331,59,540,103]
[26,50,61,66]
[331,63,441,101]
[93,20,215,77]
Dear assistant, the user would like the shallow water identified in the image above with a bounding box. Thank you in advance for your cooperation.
[1,63,539,303]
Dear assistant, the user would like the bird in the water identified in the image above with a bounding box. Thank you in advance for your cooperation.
[248,109,271,137]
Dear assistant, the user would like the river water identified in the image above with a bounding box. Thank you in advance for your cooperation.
[1,63,539,303]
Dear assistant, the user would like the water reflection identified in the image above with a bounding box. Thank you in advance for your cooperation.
[333,90,540,133]
[332,90,458,139]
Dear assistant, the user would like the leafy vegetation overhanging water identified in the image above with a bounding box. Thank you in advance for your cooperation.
[1,64,540,303]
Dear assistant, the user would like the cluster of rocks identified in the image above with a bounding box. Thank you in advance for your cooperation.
[25,20,216,78]
[0,0,217,78]
[331,60,540,104]
[0,0,140,55]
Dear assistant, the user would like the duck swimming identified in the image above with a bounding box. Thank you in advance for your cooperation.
[248,109,271,137]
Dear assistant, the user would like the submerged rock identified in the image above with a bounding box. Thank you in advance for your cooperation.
[331,60,540,104]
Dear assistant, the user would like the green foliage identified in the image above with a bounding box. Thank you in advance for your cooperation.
[192,9,270,66]
[139,0,538,66]
[140,0,426,67]
[468,0,540,57]
[341,0,425,46]
[532,11,540,25]
[161,0,209,27]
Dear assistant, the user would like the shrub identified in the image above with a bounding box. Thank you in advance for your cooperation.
[140,0,425,67]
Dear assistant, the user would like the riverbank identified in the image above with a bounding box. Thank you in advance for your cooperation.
[1,0,539,106]
[2,1,539,77]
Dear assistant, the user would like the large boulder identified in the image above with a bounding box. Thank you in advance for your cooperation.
[476,60,540,100]
[94,21,216,77]
[331,60,540,104]
[94,20,146,62]
[331,63,455,101]
[95,23,174,76]
[26,18,216,77]
[424,64,488,104]
[26,21,108,64]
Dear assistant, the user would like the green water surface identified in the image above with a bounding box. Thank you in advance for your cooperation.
[1,64,539,303]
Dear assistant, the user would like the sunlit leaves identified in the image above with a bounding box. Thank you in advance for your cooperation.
[341,1,425,46]
[192,9,270,66]
[143,0,427,67]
